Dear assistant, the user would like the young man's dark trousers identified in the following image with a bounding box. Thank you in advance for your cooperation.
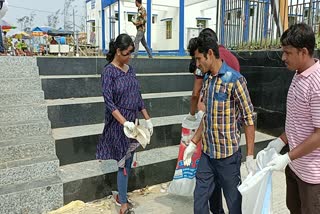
[194,151,242,214]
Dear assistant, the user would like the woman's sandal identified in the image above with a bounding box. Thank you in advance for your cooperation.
[120,208,135,214]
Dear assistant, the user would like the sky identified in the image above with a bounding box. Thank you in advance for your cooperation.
[3,0,86,31]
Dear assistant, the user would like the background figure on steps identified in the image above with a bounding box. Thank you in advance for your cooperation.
[131,0,152,58]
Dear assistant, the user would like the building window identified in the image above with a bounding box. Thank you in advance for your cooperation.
[152,15,157,24]
[91,0,96,9]
[91,22,95,32]
[250,7,254,16]
[197,20,207,28]
[128,14,135,22]
[115,12,119,21]
[166,21,172,39]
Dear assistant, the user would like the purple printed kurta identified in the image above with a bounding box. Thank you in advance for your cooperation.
[96,64,145,167]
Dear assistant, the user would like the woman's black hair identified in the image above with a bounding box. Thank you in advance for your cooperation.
[106,33,135,63]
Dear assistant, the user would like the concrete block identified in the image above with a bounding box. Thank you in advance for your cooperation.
[0,105,48,124]
[0,91,44,107]
[0,56,37,67]
[0,78,41,93]
[0,155,59,187]
[0,66,39,79]
[0,136,56,163]
[0,121,51,141]
[0,176,63,214]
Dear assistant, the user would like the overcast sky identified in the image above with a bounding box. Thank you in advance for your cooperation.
[4,0,86,30]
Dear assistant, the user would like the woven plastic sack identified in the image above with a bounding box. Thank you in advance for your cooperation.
[168,112,203,196]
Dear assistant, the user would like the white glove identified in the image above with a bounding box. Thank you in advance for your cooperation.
[197,110,205,120]
[183,141,197,166]
[186,113,196,121]
[267,153,291,171]
[145,119,153,136]
[245,155,256,174]
[124,121,136,131]
[264,137,286,153]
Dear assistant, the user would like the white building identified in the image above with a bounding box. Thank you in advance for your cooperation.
[86,0,319,55]
[86,0,216,55]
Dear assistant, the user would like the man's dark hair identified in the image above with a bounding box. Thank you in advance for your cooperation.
[188,37,198,57]
[280,23,315,56]
[199,28,218,42]
[187,35,219,73]
[196,35,220,59]
[136,0,142,4]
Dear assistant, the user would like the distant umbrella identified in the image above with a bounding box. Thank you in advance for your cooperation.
[12,31,31,39]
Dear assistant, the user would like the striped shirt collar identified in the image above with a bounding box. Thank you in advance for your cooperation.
[298,59,319,77]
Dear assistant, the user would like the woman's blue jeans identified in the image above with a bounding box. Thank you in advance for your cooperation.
[117,153,134,204]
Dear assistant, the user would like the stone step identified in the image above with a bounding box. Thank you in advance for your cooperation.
[60,145,179,203]
[40,73,193,99]
[0,78,41,93]
[0,175,63,214]
[53,115,186,165]
[0,135,56,163]
[0,66,39,79]
[46,92,191,128]
[60,136,274,203]
[0,56,37,67]
[0,104,48,124]
[0,121,51,141]
[0,155,59,187]
[52,114,263,166]
[0,91,44,106]
[37,57,190,75]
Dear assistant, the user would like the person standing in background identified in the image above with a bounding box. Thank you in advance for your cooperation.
[131,0,153,58]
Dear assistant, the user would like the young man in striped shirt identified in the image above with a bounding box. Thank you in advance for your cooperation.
[183,35,255,214]
[265,23,320,213]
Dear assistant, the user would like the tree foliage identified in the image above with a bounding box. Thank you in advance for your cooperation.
[17,12,36,32]
[64,0,76,30]
[47,9,60,29]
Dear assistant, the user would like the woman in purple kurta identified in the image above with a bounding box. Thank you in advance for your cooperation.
[97,34,153,214]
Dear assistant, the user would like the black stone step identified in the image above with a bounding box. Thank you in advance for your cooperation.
[41,74,193,99]
[37,57,191,75]
[47,95,190,128]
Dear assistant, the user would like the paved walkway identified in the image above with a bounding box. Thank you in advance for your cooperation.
[48,163,289,214]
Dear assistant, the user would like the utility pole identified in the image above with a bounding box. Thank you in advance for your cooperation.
[73,8,79,56]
